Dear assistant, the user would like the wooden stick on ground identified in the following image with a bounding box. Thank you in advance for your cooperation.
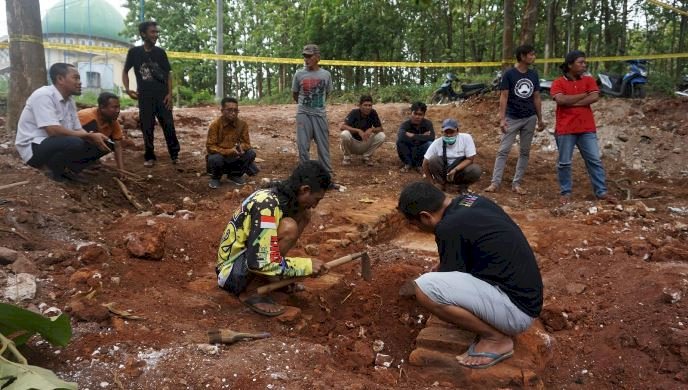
[101,165,144,181]
[0,181,30,191]
[113,178,144,210]
[175,182,197,194]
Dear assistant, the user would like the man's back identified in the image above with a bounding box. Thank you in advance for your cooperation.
[435,194,543,317]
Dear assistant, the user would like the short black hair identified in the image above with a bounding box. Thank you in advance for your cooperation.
[515,44,535,62]
[359,95,373,105]
[138,21,158,36]
[221,97,238,106]
[560,50,586,74]
[273,160,332,217]
[97,92,119,107]
[410,102,427,114]
[398,181,446,221]
[49,63,76,83]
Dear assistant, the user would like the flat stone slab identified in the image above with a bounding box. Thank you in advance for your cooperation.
[302,272,344,291]
[415,326,475,353]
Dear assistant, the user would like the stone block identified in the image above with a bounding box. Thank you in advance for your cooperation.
[415,326,474,353]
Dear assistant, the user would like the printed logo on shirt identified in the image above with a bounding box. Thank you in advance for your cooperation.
[514,78,534,99]
[260,215,277,229]
[458,194,479,207]
[270,236,282,263]
[301,78,328,108]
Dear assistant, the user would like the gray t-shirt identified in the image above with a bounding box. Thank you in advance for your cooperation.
[15,85,82,163]
[292,68,333,117]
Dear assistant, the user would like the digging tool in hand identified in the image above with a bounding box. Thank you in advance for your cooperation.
[255,251,372,295]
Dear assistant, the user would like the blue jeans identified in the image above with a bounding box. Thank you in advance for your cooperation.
[555,132,608,197]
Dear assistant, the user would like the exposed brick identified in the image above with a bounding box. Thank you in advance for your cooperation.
[415,326,474,353]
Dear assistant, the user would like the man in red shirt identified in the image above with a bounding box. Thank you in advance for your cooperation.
[550,50,616,205]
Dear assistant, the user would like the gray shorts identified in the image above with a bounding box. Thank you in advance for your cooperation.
[415,271,534,335]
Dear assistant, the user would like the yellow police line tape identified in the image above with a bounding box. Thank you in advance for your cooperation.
[2,40,688,67]
[646,0,688,17]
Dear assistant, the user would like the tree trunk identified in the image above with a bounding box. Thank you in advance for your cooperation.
[256,66,263,99]
[678,15,687,78]
[502,0,515,68]
[544,0,556,75]
[520,0,539,45]
[619,0,628,55]
[6,0,47,134]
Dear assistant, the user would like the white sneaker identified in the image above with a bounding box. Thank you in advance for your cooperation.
[144,160,155,167]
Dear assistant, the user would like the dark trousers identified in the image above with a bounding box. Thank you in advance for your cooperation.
[208,149,257,179]
[138,94,180,161]
[28,136,107,175]
[426,155,482,186]
[396,139,432,167]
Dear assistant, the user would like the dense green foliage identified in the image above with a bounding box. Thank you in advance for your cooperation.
[121,0,687,101]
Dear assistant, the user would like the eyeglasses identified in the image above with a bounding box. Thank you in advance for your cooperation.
[222,108,239,113]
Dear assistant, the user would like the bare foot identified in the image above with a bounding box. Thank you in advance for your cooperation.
[484,183,499,193]
[512,185,527,195]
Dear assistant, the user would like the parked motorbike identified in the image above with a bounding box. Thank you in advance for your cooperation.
[429,72,500,104]
[676,74,688,97]
[597,60,648,98]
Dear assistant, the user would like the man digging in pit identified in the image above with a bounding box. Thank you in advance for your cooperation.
[398,182,543,369]
[215,160,329,316]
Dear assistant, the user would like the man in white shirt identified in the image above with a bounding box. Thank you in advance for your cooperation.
[422,118,482,193]
[15,63,110,183]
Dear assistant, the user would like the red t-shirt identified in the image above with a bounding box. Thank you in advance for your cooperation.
[550,75,599,135]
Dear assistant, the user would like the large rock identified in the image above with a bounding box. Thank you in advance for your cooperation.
[126,227,167,260]
[0,247,18,265]
[3,273,37,301]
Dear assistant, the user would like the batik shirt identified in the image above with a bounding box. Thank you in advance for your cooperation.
[216,189,312,294]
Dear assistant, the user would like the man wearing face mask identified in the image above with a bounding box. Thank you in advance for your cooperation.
[422,118,482,193]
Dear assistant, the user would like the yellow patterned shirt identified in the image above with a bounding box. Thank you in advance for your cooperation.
[216,189,312,294]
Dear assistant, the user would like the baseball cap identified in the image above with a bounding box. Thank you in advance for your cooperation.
[302,44,320,55]
[441,118,459,131]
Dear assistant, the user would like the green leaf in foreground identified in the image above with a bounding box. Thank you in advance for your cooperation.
[0,353,77,390]
[0,303,71,347]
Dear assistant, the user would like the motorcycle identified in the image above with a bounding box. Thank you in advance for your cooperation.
[676,74,688,97]
[597,60,648,98]
[429,72,500,104]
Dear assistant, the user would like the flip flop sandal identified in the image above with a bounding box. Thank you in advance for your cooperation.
[457,343,514,369]
[242,295,285,317]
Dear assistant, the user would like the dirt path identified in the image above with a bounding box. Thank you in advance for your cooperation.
[1,96,687,389]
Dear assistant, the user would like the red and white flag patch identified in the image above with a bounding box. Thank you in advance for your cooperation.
[260,215,277,229]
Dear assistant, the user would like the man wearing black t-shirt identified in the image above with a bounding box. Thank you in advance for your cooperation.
[398,182,543,369]
[485,44,545,195]
[396,102,435,173]
[339,95,385,166]
[123,20,180,167]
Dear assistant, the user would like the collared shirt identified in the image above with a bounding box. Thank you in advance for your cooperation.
[78,107,124,141]
[15,85,82,163]
[551,75,599,135]
[206,116,251,156]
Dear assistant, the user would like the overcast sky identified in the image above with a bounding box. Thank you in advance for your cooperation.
[0,0,129,37]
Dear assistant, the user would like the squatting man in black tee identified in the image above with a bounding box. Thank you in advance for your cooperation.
[397,182,543,369]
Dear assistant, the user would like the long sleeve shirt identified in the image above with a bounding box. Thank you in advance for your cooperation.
[206,116,251,157]
[216,189,313,294]
[397,118,435,144]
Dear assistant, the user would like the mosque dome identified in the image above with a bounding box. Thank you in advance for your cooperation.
[42,0,130,45]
